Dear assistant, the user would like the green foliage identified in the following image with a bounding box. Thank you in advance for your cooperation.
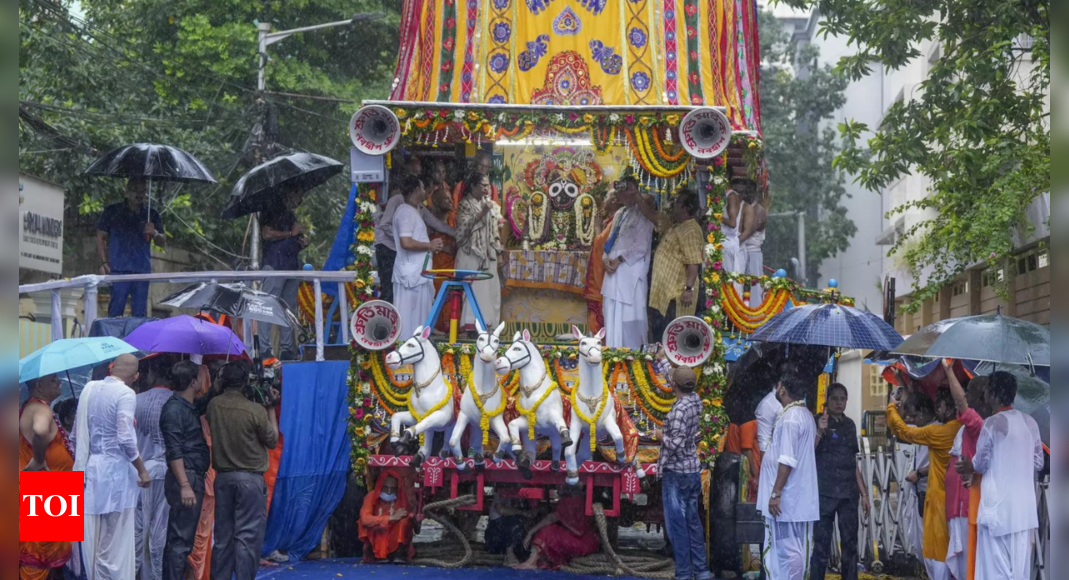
[780,0,1050,308]
[19,0,400,270]
[758,10,855,287]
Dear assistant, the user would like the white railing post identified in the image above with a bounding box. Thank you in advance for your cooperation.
[338,282,350,344]
[83,280,98,332]
[313,278,324,362]
[50,289,63,341]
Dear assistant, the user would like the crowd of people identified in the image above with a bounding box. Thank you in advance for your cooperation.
[370,149,769,347]
[20,355,282,580]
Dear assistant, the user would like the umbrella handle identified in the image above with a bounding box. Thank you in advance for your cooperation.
[145,180,153,243]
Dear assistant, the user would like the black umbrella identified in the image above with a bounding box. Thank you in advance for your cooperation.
[159,282,301,328]
[84,143,217,183]
[891,311,1049,367]
[222,152,344,219]
[85,143,217,241]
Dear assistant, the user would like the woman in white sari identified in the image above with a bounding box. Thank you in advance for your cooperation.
[455,173,504,332]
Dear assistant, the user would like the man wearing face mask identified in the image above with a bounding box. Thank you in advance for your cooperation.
[359,469,415,562]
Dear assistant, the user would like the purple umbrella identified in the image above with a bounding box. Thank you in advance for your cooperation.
[124,315,247,356]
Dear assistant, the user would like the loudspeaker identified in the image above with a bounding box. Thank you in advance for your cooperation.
[662,316,715,367]
[349,105,401,155]
[350,300,402,351]
[679,107,733,159]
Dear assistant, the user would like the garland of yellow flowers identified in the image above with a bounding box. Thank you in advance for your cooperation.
[644,360,675,394]
[650,126,687,162]
[409,377,453,446]
[516,381,559,444]
[571,381,609,453]
[467,368,508,448]
[381,354,413,389]
[592,125,616,152]
[630,361,675,413]
[367,355,409,408]
[721,286,793,333]
[627,127,689,178]
[550,358,575,395]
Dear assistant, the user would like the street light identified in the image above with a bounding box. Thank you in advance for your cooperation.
[249,12,385,270]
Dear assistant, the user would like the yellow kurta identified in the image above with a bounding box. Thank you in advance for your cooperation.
[886,403,961,562]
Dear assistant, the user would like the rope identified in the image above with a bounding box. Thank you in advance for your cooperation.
[560,504,675,579]
[409,496,675,578]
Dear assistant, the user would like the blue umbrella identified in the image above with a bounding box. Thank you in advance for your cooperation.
[749,303,904,351]
[19,337,139,384]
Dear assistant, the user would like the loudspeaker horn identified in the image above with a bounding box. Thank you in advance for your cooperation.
[350,105,401,156]
[679,107,733,159]
[351,300,402,351]
[662,316,716,367]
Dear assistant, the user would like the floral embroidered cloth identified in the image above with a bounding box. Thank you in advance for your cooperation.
[504,249,589,294]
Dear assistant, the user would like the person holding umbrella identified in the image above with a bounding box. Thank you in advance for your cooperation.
[97,178,166,317]
[19,374,75,580]
[258,185,308,360]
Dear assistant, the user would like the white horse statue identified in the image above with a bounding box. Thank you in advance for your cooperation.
[495,329,573,478]
[385,325,455,468]
[448,320,512,471]
[563,326,629,485]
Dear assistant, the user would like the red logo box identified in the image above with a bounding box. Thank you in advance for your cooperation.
[20,471,84,541]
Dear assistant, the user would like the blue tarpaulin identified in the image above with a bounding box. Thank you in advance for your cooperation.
[321,184,359,299]
[263,361,352,561]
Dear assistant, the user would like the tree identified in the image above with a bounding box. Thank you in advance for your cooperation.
[758,10,854,287]
[781,0,1050,306]
[19,0,400,271]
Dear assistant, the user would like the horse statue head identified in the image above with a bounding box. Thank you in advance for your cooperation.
[475,320,507,364]
[572,325,605,365]
[385,325,440,370]
[495,328,543,377]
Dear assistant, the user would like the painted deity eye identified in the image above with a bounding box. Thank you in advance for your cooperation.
[548,183,563,198]
[565,183,579,198]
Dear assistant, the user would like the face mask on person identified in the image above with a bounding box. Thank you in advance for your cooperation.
[380,492,397,503]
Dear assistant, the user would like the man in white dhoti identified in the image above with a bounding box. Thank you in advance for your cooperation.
[392,176,443,339]
[134,362,173,580]
[721,179,746,274]
[958,372,1045,580]
[757,363,819,580]
[75,353,152,580]
[738,183,767,306]
[456,172,505,331]
[601,176,654,349]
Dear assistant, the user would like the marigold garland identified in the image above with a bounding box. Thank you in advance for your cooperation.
[516,381,560,444]
[410,378,454,446]
[571,381,610,453]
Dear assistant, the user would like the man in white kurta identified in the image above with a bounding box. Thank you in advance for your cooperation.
[74,354,151,580]
[392,179,440,339]
[601,180,654,349]
[969,405,1044,580]
[757,369,819,580]
[755,388,783,453]
[134,381,172,580]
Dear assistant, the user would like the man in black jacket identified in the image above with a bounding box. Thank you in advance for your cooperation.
[811,383,870,580]
[159,361,215,580]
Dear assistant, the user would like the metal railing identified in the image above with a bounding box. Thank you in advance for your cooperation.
[847,441,1050,578]
[18,270,367,362]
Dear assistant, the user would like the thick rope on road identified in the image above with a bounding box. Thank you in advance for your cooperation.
[409,495,477,568]
[410,496,675,578]
[560,503,675,579]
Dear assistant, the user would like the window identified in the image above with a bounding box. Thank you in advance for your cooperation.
[869,366,888,398]
[1039,251,1049,268]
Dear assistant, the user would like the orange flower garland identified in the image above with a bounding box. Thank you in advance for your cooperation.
[721,285,793,333]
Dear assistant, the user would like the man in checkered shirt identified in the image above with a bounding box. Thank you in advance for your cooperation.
[658,366,711,580]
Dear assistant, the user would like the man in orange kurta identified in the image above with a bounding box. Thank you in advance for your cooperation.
[887,387,961,580]
[427,183,457,333]
[19,374,75,580]
[359,469,416,562]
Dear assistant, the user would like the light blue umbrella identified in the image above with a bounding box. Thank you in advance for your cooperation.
[19,337,138,384]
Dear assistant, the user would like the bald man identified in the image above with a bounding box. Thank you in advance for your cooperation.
[75,353,152,580]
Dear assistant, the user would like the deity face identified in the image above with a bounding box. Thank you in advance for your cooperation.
[547,176,580,210]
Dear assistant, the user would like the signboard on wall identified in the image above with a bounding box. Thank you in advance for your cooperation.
[19,174,65,275]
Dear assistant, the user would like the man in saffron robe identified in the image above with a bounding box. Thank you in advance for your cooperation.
[887,377,962,580]
[359,469,415,562]
[426,164,457,333]
[584,192,621,333]
[19,374,75,580]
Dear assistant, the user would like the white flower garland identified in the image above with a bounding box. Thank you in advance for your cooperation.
[574,193,598,247]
